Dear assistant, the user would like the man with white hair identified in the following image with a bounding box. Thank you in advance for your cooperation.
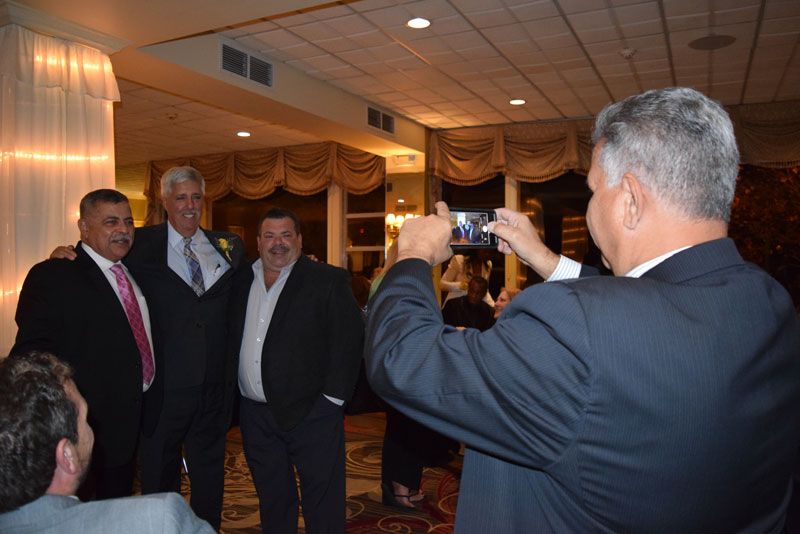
[365,88,800,532]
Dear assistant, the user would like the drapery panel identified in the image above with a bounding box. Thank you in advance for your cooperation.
[428,101,800,185]
[0,24,119,355]
[144,142,385,224]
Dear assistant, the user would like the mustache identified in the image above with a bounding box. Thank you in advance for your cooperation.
[110,233,132,244]
[268,245,290,254]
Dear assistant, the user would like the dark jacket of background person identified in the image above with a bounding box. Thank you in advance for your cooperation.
[442,296,494,332]
[365,239,800,532]
[125,222,246,425]
[13,243,147,473]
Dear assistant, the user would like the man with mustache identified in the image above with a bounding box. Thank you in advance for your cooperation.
[229,208,363,533]
[14,189,156,500]
[52,168,245,527]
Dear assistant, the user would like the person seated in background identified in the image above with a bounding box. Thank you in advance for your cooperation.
[442,276,494,332]
[492,287,521,321]
[440,252,494,307]
[0,352,213,534]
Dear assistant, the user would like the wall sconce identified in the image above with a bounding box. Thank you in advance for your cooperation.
[385,212,419,240]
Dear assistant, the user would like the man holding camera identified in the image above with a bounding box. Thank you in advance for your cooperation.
[365,87,800,532]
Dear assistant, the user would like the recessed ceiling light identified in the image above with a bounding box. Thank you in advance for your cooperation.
[509,99,526,106]
[688,34,736,51]
[236,131,251,137]
[407,17,430,29]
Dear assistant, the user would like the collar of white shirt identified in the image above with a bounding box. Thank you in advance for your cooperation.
[167,221,204,249]
[81,241,122,272]
[624,246,691,278]
[251,257,298,291]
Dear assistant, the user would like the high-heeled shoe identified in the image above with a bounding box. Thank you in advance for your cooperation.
[381,482,418,509]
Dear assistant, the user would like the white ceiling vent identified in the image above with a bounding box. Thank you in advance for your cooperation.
[221,43,274,88]
[367,105,395,135]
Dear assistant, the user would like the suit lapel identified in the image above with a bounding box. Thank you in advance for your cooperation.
[263,255,309,346]
[75,243,131,325]
[158,224,195,290]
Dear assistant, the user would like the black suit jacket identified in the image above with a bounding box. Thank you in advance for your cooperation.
[13,243,147,468]
[123,223,247,424]
[366,238,800,532]
[230,255,364,431]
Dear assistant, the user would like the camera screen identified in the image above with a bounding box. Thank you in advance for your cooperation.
[449,209,493,246]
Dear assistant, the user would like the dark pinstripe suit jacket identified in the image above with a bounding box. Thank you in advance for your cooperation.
[365,238,800,533]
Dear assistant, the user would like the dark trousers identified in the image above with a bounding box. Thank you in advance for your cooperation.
[77,457,136,501]
[382,406,455,489]
[240,395,345,534]
[139,383,227,530]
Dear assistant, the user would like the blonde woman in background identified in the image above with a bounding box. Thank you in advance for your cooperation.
[493,287,521,321]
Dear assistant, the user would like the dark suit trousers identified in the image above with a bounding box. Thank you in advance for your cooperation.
[381,406,454,490]
[77,458,136,501]
[139,383,227,529]
[240,395,346,534]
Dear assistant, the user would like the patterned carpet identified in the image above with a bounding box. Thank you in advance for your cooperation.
[184,413,461,533]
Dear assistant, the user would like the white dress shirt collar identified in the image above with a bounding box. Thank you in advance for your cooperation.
[167,221,203,248]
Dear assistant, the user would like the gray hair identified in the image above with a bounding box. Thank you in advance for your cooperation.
[0,352,77,513]
[592,87,739,222]
[160,166,206,198]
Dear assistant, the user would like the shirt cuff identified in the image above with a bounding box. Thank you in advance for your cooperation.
[547,255,582,281]
[323,394,344,406]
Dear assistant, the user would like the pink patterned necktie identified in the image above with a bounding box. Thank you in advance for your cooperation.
[110,264,154,386]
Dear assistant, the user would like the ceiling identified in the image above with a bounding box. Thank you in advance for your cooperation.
[7,0,800,167]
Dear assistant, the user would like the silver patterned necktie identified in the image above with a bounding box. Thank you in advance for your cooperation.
[183,237,206,296]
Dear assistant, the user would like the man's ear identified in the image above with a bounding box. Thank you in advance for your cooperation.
[77,218,87,239]
[55,438,80,475]
[620,173,644,230]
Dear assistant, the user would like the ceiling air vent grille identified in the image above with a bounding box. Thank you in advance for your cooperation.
[249,56,273,87]
[221,42,274,88]
[367,106,382,129]
[381,113,395,134]
[367,106,395,135]
[221,44,247,77]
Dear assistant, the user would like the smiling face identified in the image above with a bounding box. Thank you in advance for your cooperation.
[163,180,203,237]
[78,201,134,262]
[257,216,302,273]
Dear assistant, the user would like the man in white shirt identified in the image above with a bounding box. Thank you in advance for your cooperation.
[14,189,155,500]
[365,87,800,532]
[230,207,364,534]
[0,351,214,534]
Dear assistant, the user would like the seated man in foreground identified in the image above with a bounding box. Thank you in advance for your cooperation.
[0,352,214,534]
[364,87,800,532]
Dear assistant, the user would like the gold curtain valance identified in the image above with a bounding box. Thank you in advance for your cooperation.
[144,141,385,223]
[429,119,594,185]
[429,100,800,185]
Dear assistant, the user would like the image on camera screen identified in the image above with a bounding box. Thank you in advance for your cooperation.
[450,210,491,246]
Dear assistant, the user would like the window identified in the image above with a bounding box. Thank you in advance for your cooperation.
[346,186,385,277]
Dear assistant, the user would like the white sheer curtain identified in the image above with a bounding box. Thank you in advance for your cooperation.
[0,24,119,355]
